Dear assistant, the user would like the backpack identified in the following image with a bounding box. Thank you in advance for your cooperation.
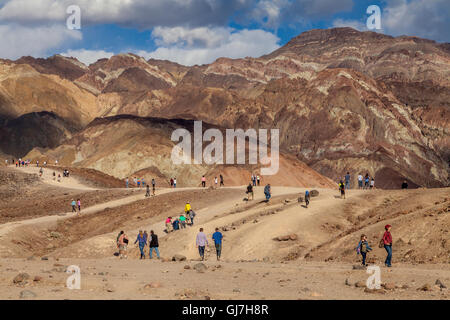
[360,242,367,253]
[190,210,196,217]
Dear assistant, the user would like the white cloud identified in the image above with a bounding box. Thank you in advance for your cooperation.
[0,0,253,28]
[136,27,280,66]
[0,23,82,60]
[61,49,114,65]
[382,0,450,42]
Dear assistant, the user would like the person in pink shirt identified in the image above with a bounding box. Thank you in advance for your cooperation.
[165,217,173,233]
[201,176,206,188]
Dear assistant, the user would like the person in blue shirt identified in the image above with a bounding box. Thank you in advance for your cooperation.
[134,230,148,259]
[212,228,223,261]
[305,190,310,208]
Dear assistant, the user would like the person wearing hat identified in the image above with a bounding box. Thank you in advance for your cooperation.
[382,225,393,267]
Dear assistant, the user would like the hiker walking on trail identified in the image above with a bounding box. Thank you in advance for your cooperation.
[339,180,346,199]
[189,209,196,226]
[134,230,147,259]
[305,190,310,208]
[246,183,254,200]
[126,177,129,188]
[117,231,129,259]
[173,177,177,188]
[264,184,271,202]
[364,173,370,190]
[57,174,61,182]
[201,175,206,188]
[401,180,408,189]
[39,167,43,177]
[356,234,372,266]
[214,177,218,187]
[345,172,351,190]
[358,174,363,189]
[149,230,160,259]
[370,178,375,189]
[382,225,393,267]
[152,178,156,196]
[196,228,208,261]
[77,199,81,214]
[145,184,151,197]
[71,200,77,213]
[220,174,224,187]
[257,175,260,186]
[212,228,223,261]
[170,178,174,188]
[252,174,256,186]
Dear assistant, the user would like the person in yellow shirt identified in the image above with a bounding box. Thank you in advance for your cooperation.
[184,202,191,214]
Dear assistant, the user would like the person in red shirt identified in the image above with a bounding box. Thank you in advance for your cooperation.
[383,224,393,267]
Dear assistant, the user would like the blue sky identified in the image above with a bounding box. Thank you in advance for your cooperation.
[0,0,448,65]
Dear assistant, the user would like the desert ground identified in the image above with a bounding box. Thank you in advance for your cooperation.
[0,165,448,300]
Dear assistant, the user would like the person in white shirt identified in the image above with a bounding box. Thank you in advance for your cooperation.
[358,174,363,189]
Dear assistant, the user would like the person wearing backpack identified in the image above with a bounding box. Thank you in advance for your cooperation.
[189,210,196,226]
[117,231,129,259]
[264,184,271,202]
[305,190,310,208]
[149,230,160,259]
[382,225,393,267]
[339,180,345,199]
[246,183,254,200]
[356,234,372,266]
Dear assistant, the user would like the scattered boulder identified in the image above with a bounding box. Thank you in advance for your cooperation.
[144,282,162,289]
[355,281,366,288]
[13,273,30,285]
[382,282,396,290]
[345,278,353,286]
[310,190,319,197]
[172,254,187,262]
[193,263,208,273]
[183,265,191,270]
[33,276,43,282]
[435,279,447,289]
[19,290,37,299]
[417,284,433,292]
[41,257,49,261]
[289,234,298,241]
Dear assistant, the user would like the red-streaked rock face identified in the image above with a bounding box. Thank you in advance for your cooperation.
[0,28,448,188]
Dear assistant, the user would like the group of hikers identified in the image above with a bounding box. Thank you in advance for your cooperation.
[355,224,393,267]
[70,199,82,215]
[11,158,58,167]
[336,172,376,199]
[125,177,157,196]
[115,227,224,261]
[245,181,271,202]
[165,202,196,232]
[116,230,160,260]
[200,174,225,188]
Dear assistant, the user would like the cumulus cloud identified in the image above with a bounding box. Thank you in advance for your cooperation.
[0,0,356,30]
[136,27,280,66]
[382,0,450,42]
[61,49,114,65]
[0,23,82,60]
[0,0,253,28]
